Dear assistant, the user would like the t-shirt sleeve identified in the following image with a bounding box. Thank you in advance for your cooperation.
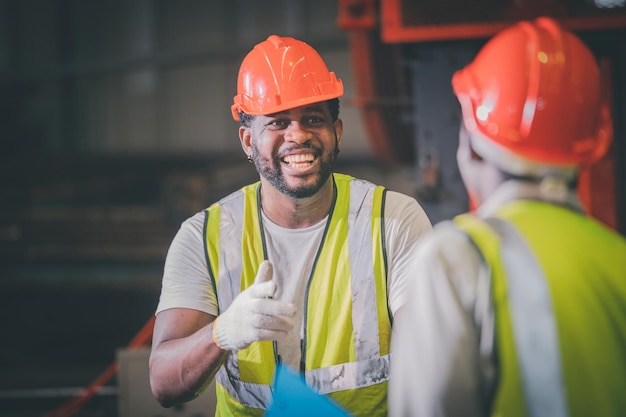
[389,221,496,417]
[155,211,219,316]
[384,191,433,315]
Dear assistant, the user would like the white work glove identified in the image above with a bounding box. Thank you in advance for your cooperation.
[212,260,296,351]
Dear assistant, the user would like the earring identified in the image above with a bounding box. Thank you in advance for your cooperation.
[247,155,253,163]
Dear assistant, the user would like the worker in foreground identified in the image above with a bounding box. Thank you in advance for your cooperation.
[389,17,626,417]
[148,34,432,416]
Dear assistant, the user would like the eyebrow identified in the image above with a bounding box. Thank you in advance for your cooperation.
[268,105,326,118]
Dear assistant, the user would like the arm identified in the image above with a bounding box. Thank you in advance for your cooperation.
[384,191,433,315]
[148,213,225,407]
[149,261,296,408]
[389,223,496,417]
[149,308,228,407]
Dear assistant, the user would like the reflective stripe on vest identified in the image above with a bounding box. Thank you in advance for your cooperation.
[204,173,390,414]
[455,214,568,417]
[305,355,390,395]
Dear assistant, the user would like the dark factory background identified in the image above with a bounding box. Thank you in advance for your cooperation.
[1,1,625,416]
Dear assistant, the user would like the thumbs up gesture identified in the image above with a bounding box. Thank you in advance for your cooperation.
[212,261,296,351]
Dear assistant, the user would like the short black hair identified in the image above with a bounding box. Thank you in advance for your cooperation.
[237,98,340,127]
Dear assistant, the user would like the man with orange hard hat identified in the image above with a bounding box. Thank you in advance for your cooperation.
[148,35,432,416]
[389,17,626,417]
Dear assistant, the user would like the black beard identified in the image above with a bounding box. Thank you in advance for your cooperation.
[251,145,339,199]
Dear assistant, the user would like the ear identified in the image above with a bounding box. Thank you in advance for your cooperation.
[333,118,343,148]
[239,126,252,156]
[468,138,483,161]
[458,122,483,162]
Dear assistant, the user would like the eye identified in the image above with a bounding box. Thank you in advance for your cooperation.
[304,115,326,126]
[267,119,290,129]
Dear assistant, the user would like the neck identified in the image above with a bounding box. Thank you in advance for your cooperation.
[471,160,506,206]
[259,178,334,229]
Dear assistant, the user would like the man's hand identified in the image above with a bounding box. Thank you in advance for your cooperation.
[212,260,296,351]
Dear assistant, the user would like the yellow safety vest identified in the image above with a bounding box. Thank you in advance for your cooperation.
[204,173,391,417]
[455,199,626,417]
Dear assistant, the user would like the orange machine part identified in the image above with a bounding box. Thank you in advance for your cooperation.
[338,0,415,165]
[578,59,617,230]
[578,146,617,230]
[345,30,415,165]
[338,0,377,30]
[380,0,626,43]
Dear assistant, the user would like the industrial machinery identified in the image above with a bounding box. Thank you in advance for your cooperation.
[337,0,626,229]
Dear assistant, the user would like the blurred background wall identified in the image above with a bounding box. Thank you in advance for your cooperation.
[0,0,373,155]
[0,1,624,416]
[0,2,412,416]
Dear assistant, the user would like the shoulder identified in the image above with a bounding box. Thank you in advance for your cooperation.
[338,175,433,232]
[209,185,255,209]
[416,220,475,258]
[384,190,432,233]
[411,220,485,293]
[204,184,258,224]
[385,190,422,210]
[172,210,206,246]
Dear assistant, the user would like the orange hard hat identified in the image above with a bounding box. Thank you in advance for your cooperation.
[231,35,344,121]
[452,17,612,168]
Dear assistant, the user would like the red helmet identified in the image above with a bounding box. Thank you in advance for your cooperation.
[231,35,344,121]
[452,17,612,168]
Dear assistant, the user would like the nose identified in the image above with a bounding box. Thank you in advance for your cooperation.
[284,121,312,144]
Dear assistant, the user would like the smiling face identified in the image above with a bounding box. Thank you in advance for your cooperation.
[240,102,343,199]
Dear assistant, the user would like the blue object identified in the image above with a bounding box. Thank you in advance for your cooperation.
[265,364,352,417]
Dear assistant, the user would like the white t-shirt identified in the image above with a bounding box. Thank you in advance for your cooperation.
[156,189,432,369]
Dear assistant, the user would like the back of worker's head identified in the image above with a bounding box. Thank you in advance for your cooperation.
[231,35,344,125]
[452,17,612,182]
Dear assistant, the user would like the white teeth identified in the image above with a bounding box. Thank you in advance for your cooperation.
[283,154,314,164]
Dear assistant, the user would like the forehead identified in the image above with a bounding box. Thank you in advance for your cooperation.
[265,102,329,118]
